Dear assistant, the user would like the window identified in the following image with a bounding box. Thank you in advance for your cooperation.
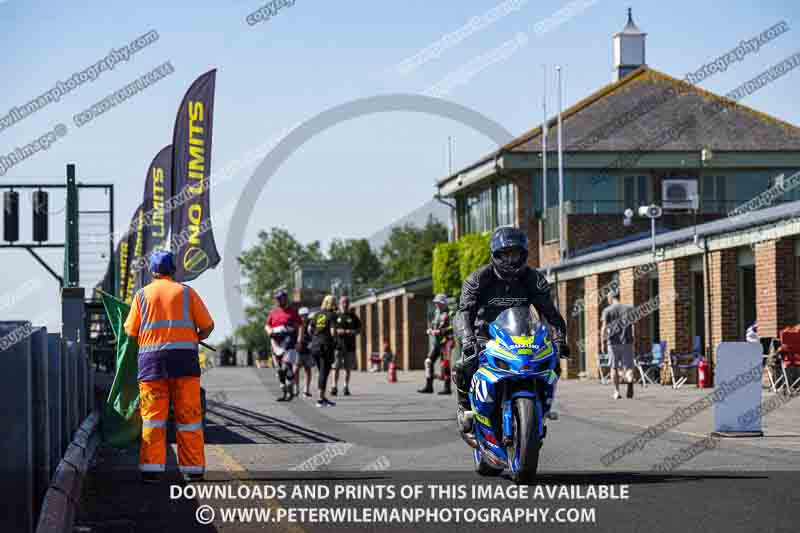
[495,181,517,227]
[464,188,492,233]
[576,174,620,214]
[700,175,727,213]
[621,175,650,210]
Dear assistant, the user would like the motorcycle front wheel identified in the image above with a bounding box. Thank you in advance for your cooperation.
[508,397,542,484]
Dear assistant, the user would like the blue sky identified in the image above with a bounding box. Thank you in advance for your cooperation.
[1,0,798,340]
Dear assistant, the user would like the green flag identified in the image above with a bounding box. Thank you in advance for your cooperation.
[99,290,142,448]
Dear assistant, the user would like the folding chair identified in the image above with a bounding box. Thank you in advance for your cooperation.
[776,329,800,395]
[669,337,701,389]
[760,338,782,392]
[597,352,611,385]
[635,341,666,387]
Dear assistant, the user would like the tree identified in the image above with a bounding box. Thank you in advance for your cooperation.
[237,227,324,312]
[234,308,270,355]
[328,238,383,293]
[236,227,324,351]
[379,215,448,285]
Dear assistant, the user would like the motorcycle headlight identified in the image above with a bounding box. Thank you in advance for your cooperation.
[494,357,510,371]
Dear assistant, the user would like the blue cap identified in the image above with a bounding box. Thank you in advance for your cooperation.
[149,250,176,275]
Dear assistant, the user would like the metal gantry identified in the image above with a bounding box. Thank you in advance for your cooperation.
[0,164,114,290]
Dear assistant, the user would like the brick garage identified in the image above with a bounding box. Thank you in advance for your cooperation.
[352,278,434,371]
[548,202,800,384]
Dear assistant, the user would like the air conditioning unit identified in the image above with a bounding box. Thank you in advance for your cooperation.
[662,179,699,210]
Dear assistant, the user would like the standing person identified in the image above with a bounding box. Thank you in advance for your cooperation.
[124,250,214,484]
[264,289,301,402]
[310,295,338,407]
[295,307,316,398]
[418,294,454,395]
[381,340,394,372]
[601,292,636,400]
[453,227,570,437]
[331,295,361,396]
[746,322,759,343]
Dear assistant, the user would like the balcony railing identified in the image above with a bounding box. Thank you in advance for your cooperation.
[549,200,744,215]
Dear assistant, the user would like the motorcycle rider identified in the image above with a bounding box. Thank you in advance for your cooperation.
[264,289,301,402]
[418,293,454,395]
[454,226,570,435]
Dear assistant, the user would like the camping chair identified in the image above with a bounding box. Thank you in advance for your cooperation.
[776,329,800,395]
[597,352,611,385]
[759,338,783,392]
[668,337,701,389]
[635,341,666,387]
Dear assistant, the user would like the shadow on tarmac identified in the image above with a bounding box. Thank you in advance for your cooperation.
[77,445,218,533]
[512,471,769,486]
[203,399,341,446]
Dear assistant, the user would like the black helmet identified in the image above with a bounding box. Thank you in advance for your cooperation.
[490,226,528,279]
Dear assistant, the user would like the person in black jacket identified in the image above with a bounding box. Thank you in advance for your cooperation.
[310,295,338,407]
[454,226,571,434]
[331,296,362,397]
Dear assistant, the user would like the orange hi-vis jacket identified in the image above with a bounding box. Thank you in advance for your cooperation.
[124,276,214,381]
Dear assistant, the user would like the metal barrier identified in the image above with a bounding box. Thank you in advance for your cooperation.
[0,321,94,533]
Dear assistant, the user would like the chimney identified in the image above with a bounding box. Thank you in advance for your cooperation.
[612,8,646,81]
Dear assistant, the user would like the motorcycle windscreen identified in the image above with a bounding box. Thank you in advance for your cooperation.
[492,306,542,336]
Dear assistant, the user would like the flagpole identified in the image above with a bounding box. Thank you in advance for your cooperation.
[542,64,548,218]
[556,65,565,262]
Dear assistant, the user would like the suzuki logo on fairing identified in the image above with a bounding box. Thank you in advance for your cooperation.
[487,297,528,306]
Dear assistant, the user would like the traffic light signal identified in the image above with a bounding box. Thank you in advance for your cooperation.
[32,190,48,242]
[3,190,19,242]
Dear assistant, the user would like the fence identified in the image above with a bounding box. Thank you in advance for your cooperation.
[0,321,94,533]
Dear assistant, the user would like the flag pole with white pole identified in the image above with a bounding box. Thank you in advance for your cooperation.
[556,65,565,262]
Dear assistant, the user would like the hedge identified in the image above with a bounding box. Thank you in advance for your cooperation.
[458,232,491,282]
[432,240,460,297]
[431,232,491,298]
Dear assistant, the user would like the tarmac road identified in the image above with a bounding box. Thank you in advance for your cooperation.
[77,367,800,532]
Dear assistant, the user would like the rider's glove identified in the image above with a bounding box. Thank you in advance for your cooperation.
[461,337,477,358]
[554,337,571,359]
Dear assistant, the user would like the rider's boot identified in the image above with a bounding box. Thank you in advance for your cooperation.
[417,378,434,393]
[276,384,289,402]
[437,378,451,395]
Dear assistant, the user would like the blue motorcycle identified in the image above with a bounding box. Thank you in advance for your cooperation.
[462,306,559,483]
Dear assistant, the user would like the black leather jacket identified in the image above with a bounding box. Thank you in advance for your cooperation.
[457,264,567,344]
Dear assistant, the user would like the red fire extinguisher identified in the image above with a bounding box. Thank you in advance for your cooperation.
[388,359,397,383]
[698,358,710,388]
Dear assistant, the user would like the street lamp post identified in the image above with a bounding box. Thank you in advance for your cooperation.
[627,204,663,259]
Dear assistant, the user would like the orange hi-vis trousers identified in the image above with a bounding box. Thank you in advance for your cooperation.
[138,376,205,474]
